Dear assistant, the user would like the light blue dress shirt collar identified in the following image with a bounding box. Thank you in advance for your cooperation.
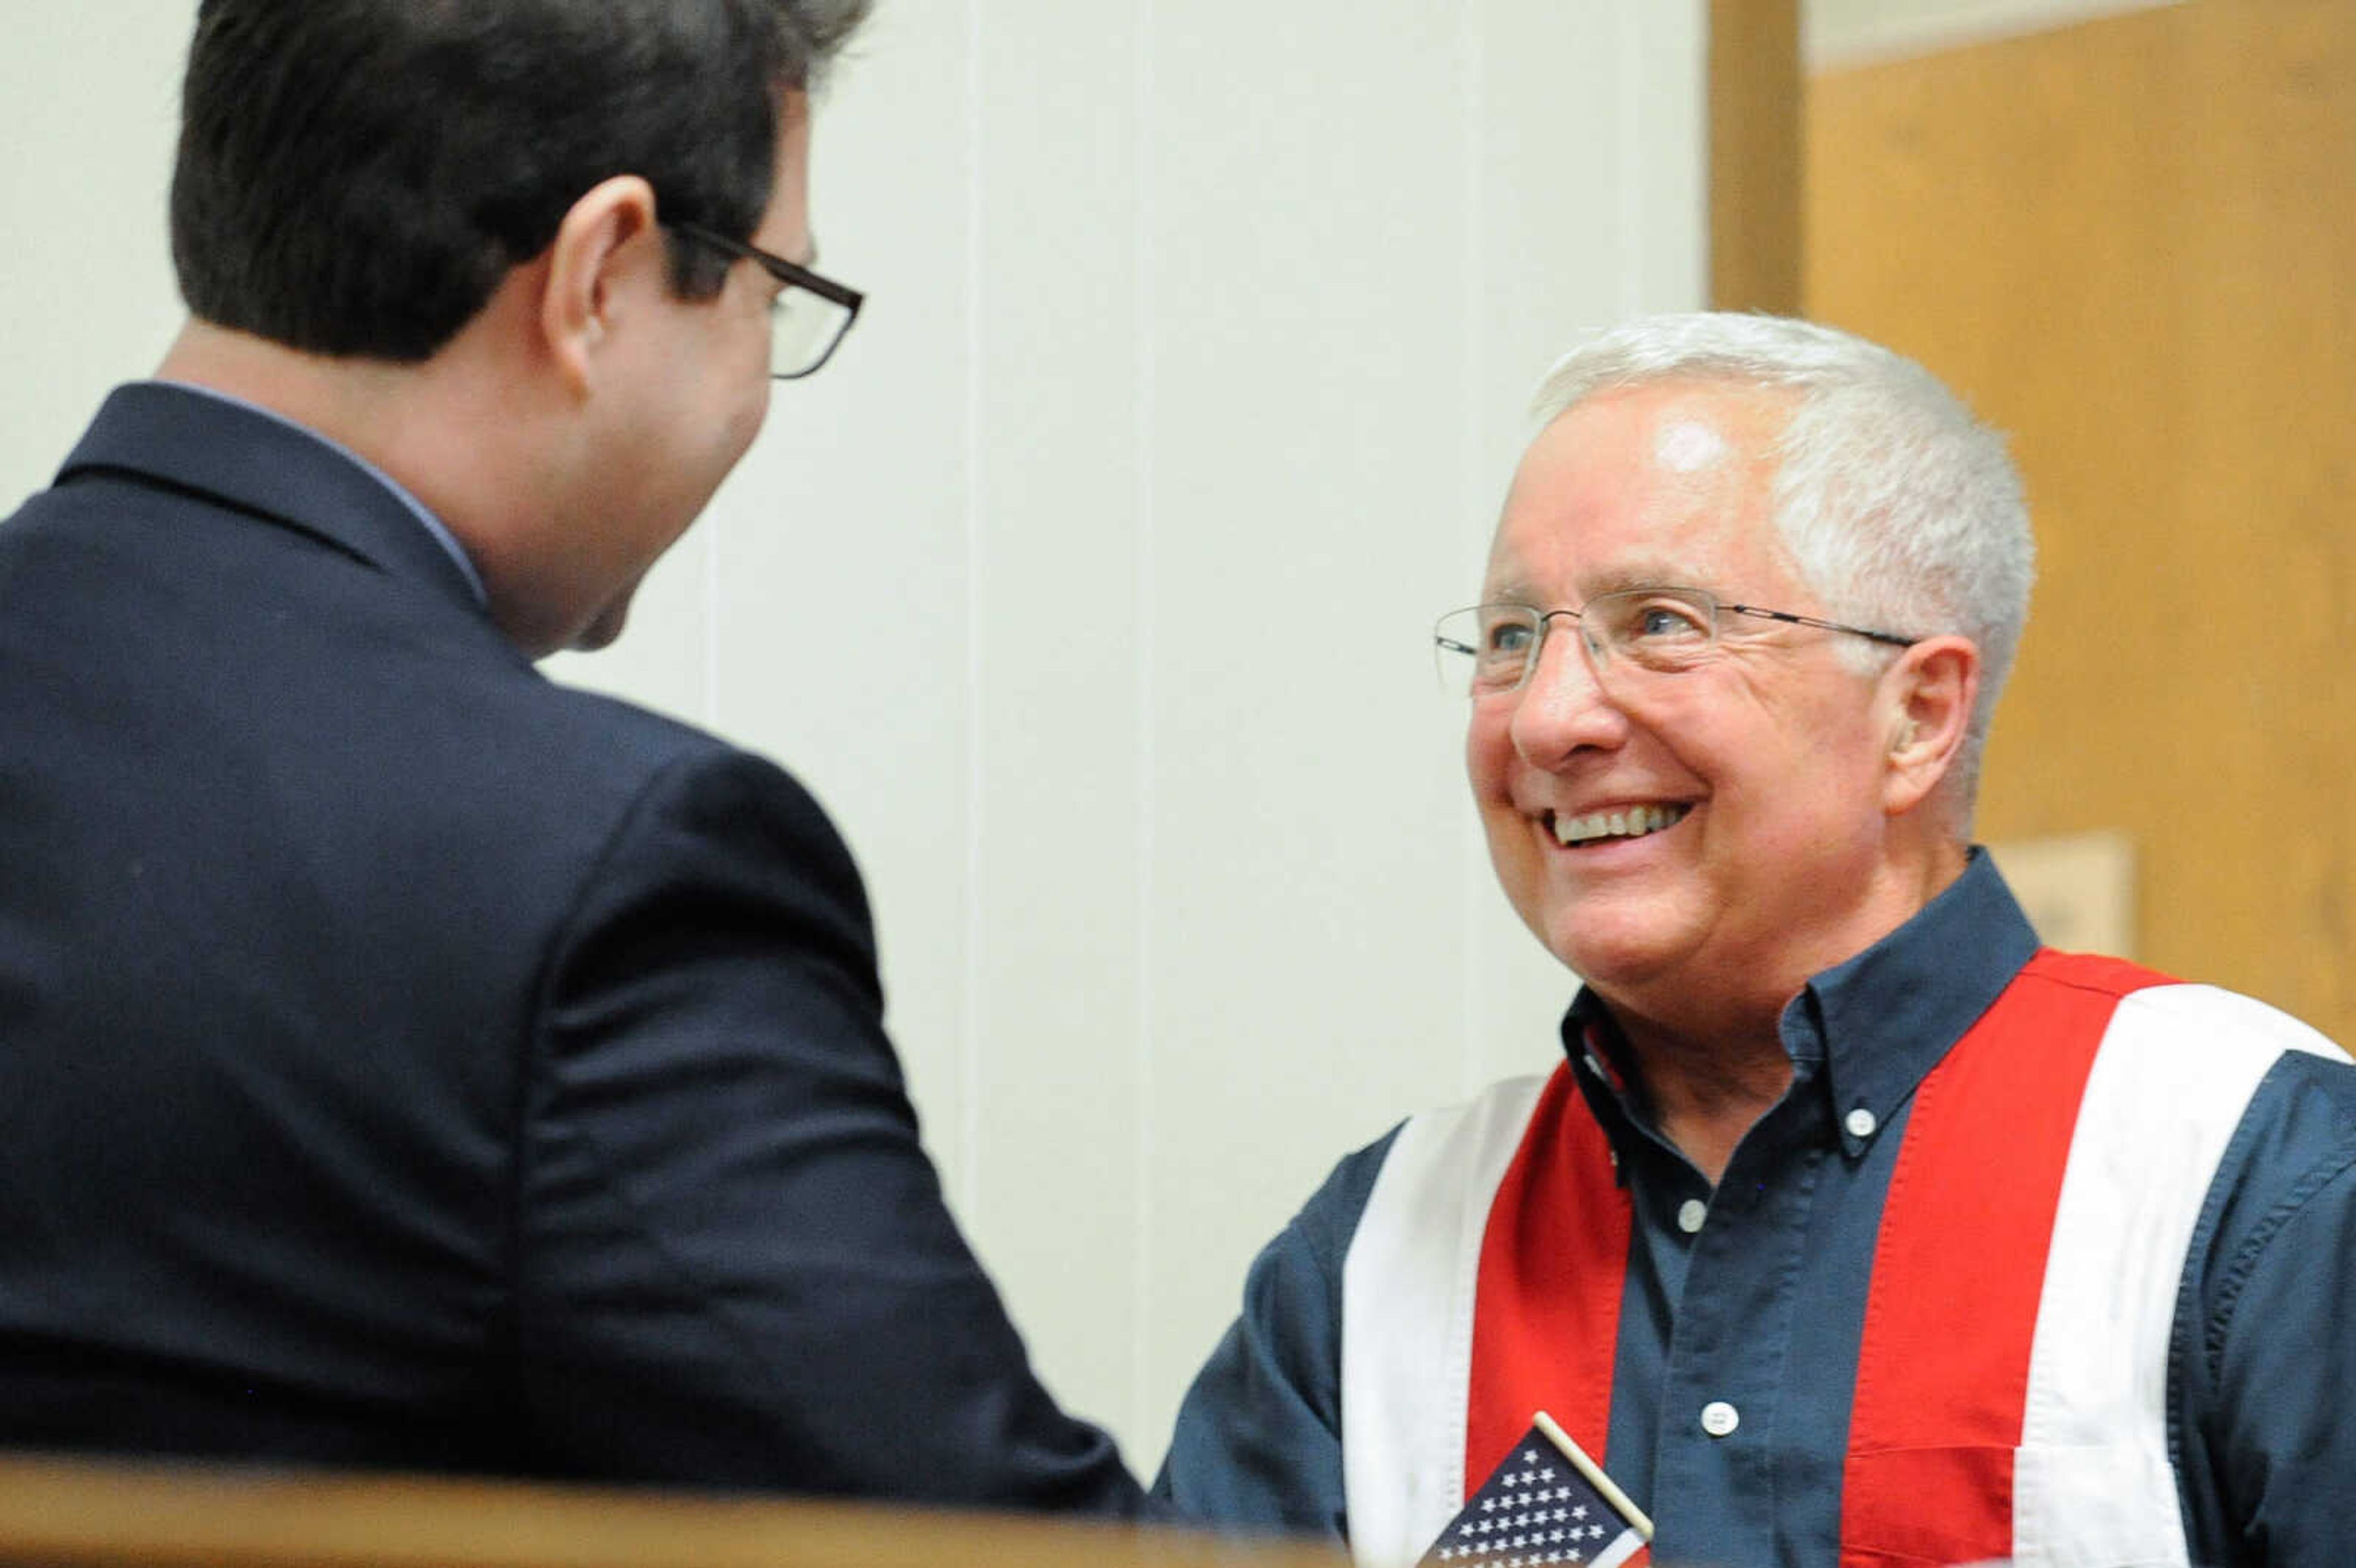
[152,379,490,607]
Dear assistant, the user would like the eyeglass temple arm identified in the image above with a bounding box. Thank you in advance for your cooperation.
[1725,604,1917,648]
[671,220,863,310]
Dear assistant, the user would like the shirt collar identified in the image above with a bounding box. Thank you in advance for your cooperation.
[152,380,489,606]
[1786,847,2041,1152]
[1561,848,2041,1159]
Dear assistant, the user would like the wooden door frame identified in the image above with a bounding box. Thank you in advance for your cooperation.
[1709,0,1802,313]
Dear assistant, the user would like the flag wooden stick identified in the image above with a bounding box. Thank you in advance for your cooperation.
[1531,1411,1653,1542]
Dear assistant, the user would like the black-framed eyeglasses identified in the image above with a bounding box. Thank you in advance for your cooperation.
[1434,588,1919,695]
[668,221,864,379]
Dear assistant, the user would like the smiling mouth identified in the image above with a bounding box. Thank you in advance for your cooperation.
[1550,803,1692,848]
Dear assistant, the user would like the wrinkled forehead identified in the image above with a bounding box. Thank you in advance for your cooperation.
[1483,381,1796,598]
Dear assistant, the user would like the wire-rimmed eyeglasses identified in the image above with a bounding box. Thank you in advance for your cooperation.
[1434,588,1919,694]
[668,221,864,380]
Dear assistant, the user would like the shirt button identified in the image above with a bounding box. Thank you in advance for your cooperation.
[1845,1107,1879,1139]
[1676,1198,1707,1234]
[1700,1401,1740,1438]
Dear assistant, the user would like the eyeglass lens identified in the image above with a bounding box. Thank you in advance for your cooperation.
[769,291,854,379]
[1434,590,1725,692]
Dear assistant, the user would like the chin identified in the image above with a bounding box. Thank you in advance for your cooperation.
[1542,903,1695,995]
[568,594,636,653]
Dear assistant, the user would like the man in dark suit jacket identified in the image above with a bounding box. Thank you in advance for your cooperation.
[0,0,1141,1512]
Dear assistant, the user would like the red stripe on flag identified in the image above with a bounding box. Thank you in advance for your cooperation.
[1466,1063,1633,1496]
[1840,950,2171,1566]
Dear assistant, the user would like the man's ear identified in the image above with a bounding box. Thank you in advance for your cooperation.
[539,174,661,397]
[1879,634,1981,818]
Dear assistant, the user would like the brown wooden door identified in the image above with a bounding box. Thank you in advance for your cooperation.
[1804,0,2356,1047]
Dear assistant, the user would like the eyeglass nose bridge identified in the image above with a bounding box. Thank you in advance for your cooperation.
[1520,605,1617,691]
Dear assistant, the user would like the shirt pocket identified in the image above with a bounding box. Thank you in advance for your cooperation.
[1841,1442,2014,1567]
[1841,1442,2188,1568]
[2011,1440,2187,1567]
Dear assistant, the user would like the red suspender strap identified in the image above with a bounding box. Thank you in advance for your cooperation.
[1465,1061,1633,1495]
[1840,950,2172,1567]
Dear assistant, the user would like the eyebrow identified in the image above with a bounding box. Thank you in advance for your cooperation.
[1483,560,1709,604]
[1587,563,1705,597]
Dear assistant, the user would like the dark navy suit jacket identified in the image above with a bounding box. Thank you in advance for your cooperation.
[0,383,1139,1510]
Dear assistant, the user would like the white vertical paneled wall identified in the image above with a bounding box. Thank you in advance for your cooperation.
[1,1,1706,1473]
[0,5,191,504]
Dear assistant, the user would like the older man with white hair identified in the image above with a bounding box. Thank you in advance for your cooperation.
[1157,313,2356,1567]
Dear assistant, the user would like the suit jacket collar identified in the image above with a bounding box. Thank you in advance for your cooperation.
[57,381,489,617]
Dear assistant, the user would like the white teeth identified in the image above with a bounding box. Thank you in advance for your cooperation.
[1552,803,1689,847]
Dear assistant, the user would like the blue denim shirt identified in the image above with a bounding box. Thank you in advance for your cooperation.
[1158,851,2356,1566]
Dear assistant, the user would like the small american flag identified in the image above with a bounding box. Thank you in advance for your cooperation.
[1415,1411,1652,1568]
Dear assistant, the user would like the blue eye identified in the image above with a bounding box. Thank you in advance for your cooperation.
[1627,600,1711,640]
[1580,590,1721,674]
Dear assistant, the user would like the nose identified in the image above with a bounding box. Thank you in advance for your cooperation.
[1507,621,1628,767]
